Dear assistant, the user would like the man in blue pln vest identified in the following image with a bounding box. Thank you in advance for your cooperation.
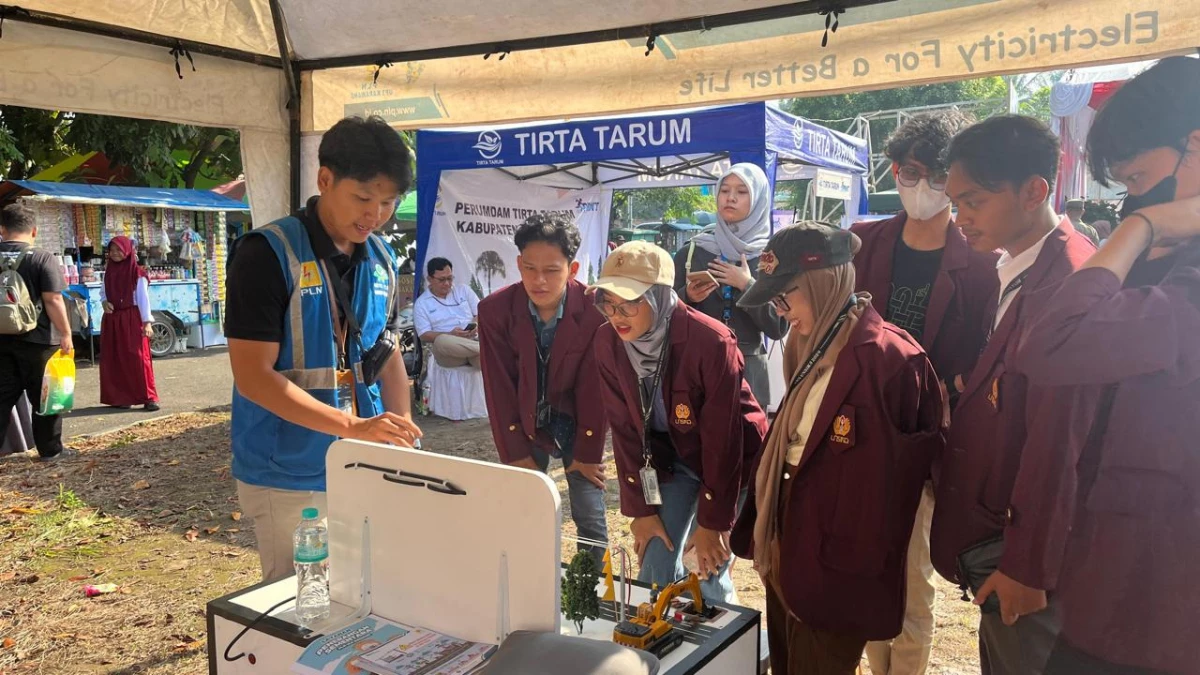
[225,116,423,581]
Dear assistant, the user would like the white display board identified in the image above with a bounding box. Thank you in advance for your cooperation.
[324,440,563,645]
[425,171,611,296]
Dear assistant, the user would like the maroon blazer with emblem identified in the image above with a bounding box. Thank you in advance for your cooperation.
[594,303,767,531]
[730,305,945,641]
[478,279,608,464]
[1003,240,1200,674]
[929,219,1095,582]
[851,213,999,387]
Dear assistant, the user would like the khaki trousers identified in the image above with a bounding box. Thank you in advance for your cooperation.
[236,480,327,583]
[864,483,937,675]
[431,335,481,368]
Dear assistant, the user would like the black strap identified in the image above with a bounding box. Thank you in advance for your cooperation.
[762,296,856,442]
[985,268,1032,344]
[638,319,673,464]
[324,260,361,340]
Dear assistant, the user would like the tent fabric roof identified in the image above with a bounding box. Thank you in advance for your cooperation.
[23,0,811,60]
[0,181,252,212]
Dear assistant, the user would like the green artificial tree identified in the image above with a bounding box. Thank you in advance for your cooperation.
[561,550,601,634]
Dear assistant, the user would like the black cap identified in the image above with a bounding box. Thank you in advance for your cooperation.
[738,222,856,308]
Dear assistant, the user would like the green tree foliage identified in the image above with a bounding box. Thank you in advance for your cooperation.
[0,106,240,188]
[561,550,601,634]
[611,187,715,227]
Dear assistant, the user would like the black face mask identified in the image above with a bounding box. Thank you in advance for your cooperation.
[1120,175,1178,219]
[1119,147,1186,218]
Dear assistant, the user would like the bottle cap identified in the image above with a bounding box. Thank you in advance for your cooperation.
[301,507,319,519]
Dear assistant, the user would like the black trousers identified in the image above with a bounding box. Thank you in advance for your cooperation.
[0,341,64,458]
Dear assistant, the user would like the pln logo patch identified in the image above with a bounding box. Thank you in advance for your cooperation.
[299,261,322,289]
[373,263,389,285]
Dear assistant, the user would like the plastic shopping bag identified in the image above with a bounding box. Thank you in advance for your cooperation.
[39,350,75,416]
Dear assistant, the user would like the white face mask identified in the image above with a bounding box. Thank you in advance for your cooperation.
[898,180,951,221]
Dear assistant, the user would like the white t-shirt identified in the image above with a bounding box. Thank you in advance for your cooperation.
[413,284,479,336]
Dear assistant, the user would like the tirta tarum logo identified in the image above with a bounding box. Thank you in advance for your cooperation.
[473,131,502,160]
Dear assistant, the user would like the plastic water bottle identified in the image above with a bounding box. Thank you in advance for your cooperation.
[293,507,330,628]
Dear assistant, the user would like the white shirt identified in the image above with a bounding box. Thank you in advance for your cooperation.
[993,227,1055,330]
[99,276,153,324]
[413,284,479,336]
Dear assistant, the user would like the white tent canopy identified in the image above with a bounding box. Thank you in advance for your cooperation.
[1,1,1195,225]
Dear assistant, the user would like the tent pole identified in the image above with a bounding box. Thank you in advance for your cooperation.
[268,0,303,212]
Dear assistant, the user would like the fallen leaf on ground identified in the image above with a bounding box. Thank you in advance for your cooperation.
[184,530,199,542]
[225,528,240,533]
[166,459,180,466]
[0,572,16,582]
[67,575,90,582]
[132,480,150,490]
[19,575,38,584]
[2,637,13,649]
[230,511,242,521]
[7,507,41,515]
[203,526,220,535]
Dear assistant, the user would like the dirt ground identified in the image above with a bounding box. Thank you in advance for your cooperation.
[0,411,982,674]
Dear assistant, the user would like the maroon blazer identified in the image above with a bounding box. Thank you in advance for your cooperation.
[930,219,1096,582]
[1006,241,1200,674]
[594,303,767,531]
[731,306,945,641]
[851,213,999,387]
[478,279,608,464]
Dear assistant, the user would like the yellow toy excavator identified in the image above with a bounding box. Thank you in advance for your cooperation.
[612,573,706,658]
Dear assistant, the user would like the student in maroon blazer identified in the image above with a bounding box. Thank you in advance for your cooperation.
[1004,58,1200,675]
[730,223,944,675]
[851,111,996,675]
[929,115,1097,675]
[590,241,767,606]
[478,213,609,566]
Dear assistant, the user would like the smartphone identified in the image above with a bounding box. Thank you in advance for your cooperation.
[686,270,718,287]
[463,322,477,331]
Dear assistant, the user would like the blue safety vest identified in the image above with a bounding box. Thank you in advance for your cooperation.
[230,215,397,491]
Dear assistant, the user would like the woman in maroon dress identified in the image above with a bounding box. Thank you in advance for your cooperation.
[100,236,159,411]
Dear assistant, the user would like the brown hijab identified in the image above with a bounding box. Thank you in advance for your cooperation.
[751,240,870,582]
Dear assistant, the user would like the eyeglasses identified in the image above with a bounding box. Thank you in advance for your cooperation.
[769,286,800,313]
[596,298,644,318]
[897,165,948,191]
[430,274,454,284]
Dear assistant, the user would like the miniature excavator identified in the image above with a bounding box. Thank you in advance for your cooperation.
[612,572,712,658]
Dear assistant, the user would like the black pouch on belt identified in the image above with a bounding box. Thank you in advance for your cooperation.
[359,330,397,387]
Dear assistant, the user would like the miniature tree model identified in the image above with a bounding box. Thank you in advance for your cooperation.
[561,550,601,634]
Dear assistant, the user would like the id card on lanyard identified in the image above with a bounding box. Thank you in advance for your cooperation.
[638,320,671,506]
[323,260,357,419]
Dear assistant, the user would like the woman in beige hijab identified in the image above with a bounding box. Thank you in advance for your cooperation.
[731,222,945,675]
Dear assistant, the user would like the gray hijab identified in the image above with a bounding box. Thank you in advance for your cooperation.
[619,285,679,380]
[692,163,772,259]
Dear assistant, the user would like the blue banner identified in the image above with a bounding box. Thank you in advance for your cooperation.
[417,104,765,172]
[763,108,869,175]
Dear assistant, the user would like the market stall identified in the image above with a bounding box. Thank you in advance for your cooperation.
[0,181,248,356]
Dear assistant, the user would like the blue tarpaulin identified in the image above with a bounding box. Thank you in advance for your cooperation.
[0,181,251,212]
[415,102,868,278]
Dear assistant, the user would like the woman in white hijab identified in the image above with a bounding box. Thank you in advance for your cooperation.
[675,163,788,409]
[591,241,767,605]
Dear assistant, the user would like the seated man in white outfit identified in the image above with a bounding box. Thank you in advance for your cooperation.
[414,257,481,369]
